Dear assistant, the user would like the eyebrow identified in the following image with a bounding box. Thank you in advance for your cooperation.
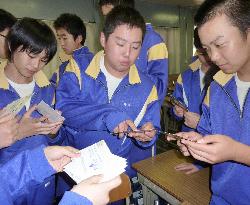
[115,36,141,44]
[209,35,224,45]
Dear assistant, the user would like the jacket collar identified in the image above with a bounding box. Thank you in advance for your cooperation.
[213,70,234,86]
[85,50,141,84]
[189,58,201,72]
[0,66,50,90]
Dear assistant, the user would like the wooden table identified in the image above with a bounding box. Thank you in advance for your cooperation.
[132,150,211,205]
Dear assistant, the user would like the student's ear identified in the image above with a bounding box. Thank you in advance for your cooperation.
[100,32,106,48]
[75,35,83,45]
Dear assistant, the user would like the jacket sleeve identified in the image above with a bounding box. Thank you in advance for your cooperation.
[59,191,92,205]
[56,72,131,132]
[170,74,186,121]
[147,42,168,105]
[0,145,55,203]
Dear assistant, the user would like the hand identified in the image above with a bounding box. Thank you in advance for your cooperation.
[167,131,202,156]
[130,122,156,142]
[181,134,238,164]
[184,112,200,129]
[113,120,137,138]
[17,105,63,139]
[174,162,199,175]
[44,110,64,135]
[0,111,19,148]
[174,105,185,117]
[44,146,80,172]
[71,175,122,205]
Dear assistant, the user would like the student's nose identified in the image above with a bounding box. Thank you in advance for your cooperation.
[59,39,64,47]
[123,44,131,57]
[32,58,40,70]
[210,49,220,64]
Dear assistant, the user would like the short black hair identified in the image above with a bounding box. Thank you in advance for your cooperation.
[195,0,250,37]
[193,27,202,49]
[99,0,134,8]
[54,13,86,45]
[103,6,145,40]
[0,9,17,32]
[8,17,57,64]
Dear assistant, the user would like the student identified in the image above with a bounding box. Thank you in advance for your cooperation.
[98,2,167,194]
[172,28,214,132]
[0,145,122,205]
[170,0,250,204]
[172,28,219,175]
[51,13,93,85]
[99,0,168,105]
[0,17,65,205]
[0,9,16,69]
[56,6,160,203]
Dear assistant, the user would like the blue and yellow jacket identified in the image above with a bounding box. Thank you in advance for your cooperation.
[198,71,250,205]
[0,145,92,205]
[135,23,168,105]
[56,51,160,177]
[172,59,206,131]
[50,46,93,86]
[0,68,65,205]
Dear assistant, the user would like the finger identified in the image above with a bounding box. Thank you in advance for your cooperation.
[196,135,220,144]
[185,169,198,175]
[0,112,15,123]
[181,139,214,154]
[188,148,213,164]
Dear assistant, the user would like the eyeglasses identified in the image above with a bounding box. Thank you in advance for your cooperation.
[0,33,6,38]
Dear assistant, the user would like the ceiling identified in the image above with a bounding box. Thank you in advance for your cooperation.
[138,0,205,7]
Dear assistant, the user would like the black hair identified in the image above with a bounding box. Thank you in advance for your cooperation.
[54,13,86,45]
[193,27,202,49]
[99,0,134,8]
[8,17,57,64]
[0,9,17,32]
[203,63,220,91]
[195,0,250,37]
[103,6,145,40]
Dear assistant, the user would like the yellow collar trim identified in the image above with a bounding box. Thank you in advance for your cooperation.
[0,68,50,89]
[85,50,141,84]
[213,70,234,86]
[189,58,201,71]
[85,51,103,79]
[34,70,51,87]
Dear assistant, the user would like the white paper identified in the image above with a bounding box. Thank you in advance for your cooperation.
[64,140,127,184]
[36,100,65,122]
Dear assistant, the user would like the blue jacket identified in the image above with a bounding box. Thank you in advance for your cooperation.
[50,46,93,86]
[135,23,168,105]
[0,69,65,205]
[198,71,250,205]
[0,145,92,205]
[172,59,206,131]
[56,50,160,177]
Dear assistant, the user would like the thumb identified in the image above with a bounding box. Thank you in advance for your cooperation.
[23,105,37,118]
[63,146,80,158]
[100,175,122,189]
[126,120,138,131]
[86,174,103,184]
